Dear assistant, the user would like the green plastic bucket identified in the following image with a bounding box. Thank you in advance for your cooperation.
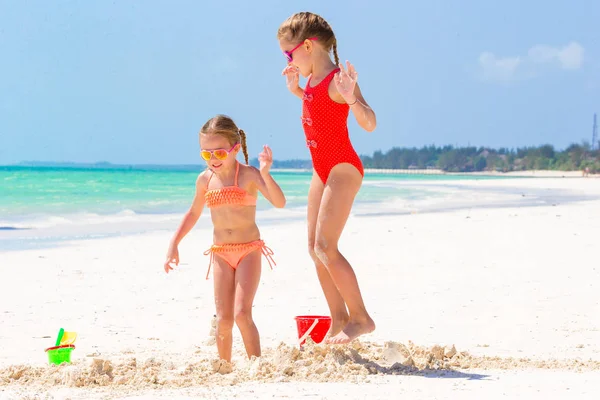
[45,344,75,365]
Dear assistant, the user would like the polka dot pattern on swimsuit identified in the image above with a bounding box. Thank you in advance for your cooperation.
[301,68,364,184]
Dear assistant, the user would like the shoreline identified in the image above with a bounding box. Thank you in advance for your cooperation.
[4,163,597,178]
[266,168,599,178]
[2,176,595,252]
[362,168,598,178]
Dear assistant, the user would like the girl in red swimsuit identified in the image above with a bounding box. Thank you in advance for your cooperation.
[164,114,285,362]
[278,12,377,344]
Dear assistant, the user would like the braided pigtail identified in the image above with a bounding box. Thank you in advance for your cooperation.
[332,38,340,65]
[238,129,249,165]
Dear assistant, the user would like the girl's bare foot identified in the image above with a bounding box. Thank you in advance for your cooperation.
[326,317,375,344]
[326,314,349,338]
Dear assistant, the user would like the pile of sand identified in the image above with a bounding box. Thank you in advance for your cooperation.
[2,340,599,389]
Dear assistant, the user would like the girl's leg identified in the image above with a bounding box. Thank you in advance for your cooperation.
[213,256,236,362]
[314,163,375,344]
[307,171,349,336]
[233,249,262,358]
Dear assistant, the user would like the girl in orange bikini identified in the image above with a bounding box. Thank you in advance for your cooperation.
[278,12,377,344]
[164,114,285,362]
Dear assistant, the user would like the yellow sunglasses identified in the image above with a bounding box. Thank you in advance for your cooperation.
[200,144,238,161]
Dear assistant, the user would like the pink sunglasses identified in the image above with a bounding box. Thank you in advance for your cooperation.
[283,37,318,62]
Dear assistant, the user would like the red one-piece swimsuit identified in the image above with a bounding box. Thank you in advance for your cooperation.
[301,68,364,184]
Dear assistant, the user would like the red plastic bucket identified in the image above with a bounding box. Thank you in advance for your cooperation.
[294,315,331,346]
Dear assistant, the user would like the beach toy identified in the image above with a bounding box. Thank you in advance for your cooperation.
[54,328,77,346]
[46,328,77,365]
[45,344,75,365]
[59,330,77,345]
[54,328,64,346]
[294,315,331,346]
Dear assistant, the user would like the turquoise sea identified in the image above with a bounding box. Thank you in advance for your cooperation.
[0,166,512,250]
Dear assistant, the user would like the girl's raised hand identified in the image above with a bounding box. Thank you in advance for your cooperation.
[258,145,273,173]
[334,61,358,103]
[281,65,300,93]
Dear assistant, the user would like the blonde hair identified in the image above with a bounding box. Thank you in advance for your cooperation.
[277,11,339,65]
[200,114,249,164]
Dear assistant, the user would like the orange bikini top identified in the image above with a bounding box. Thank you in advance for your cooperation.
[204,162,257,208]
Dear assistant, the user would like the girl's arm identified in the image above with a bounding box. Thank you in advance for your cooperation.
[331,62,377,132]
[255,169,286,208]
[291,86,305,99]
[348,83,377,132]
[252,145,286,208]
[282,65,304,99]
[164,172,207,273]
[169,172,207,247]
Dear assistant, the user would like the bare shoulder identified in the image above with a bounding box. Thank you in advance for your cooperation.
[239,164,263,193]
[328,79,344,104]
[239,164,261,180]
[195,168,212,190]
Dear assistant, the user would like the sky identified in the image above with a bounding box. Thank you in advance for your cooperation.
[0,0,598,165]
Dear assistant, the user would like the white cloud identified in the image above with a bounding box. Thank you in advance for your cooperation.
[528,42,584,70]
[478,41,584,82]
[478,52,521,82]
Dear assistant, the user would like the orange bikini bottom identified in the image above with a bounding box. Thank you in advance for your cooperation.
[203,239,276,280]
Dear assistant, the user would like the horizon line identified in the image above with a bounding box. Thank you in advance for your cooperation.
[2,140,596,168]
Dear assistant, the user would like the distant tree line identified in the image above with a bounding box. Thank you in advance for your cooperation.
[252,142,600,173]
[360,142,600,173]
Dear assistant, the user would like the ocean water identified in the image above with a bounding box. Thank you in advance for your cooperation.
[0,166,512,250]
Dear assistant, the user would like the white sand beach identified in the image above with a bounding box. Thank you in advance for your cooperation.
[1,177,599,399]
